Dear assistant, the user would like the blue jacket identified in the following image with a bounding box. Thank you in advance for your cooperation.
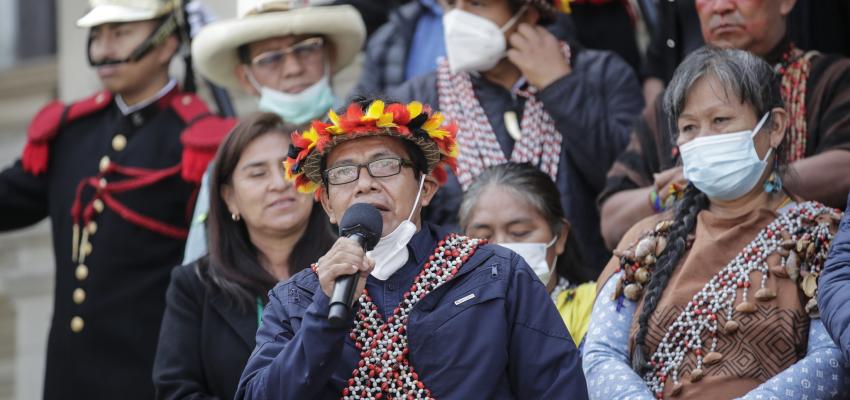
[235,234,588,399]
[819,191,850,362]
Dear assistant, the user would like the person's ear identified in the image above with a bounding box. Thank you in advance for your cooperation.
[156,35,180,65]
[555,218,569,256]
[768,107,788,149]
[319,186,338,225]
[325,41,338,66]
[235,65,261,96]
[221,183,239,216]
[779,0,796,16]
[419,173,440,208]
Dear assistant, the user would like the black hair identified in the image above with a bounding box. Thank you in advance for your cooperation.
[459,162,586,284]
[206,112,336,310]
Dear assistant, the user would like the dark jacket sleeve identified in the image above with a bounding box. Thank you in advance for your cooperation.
[505,251,589,398]
[234,282,349,399]
[153,265,219,400]
[537,49,644,193]
[0,159,49,231]
[818,191,850,362]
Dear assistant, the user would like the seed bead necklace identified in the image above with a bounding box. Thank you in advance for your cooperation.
[621,202,839,398]
[328,233,484,400]
[775,43,814,164]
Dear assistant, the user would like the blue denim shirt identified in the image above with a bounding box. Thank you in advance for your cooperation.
[366,223,437,316]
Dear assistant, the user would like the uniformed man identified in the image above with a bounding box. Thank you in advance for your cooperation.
[0,0,234,398]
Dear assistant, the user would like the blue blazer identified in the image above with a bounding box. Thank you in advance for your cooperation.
[235,237,589,399]
[819,191,850,362]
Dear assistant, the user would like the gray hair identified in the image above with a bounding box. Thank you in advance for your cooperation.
[664,47,783,135]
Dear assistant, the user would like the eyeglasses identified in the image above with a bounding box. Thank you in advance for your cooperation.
[324,157,414,185]
[249,37,325,74]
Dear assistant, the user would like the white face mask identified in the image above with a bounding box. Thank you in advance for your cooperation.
[499,236,558,286]
[367,175,426,280]
[680,112,772,200]
[443,6,528,74]
[247,67,336,126]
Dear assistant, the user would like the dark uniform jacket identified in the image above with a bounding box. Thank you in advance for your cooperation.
[0,86,234,399]
[819,191,850,363]
[153,259,259,400]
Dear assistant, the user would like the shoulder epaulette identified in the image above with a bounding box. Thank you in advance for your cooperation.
[171,93,236,184]
[22,91,112,175]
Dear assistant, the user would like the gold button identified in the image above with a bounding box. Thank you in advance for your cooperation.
[73,288,86,304]
[99,178,108,188]
[87,221,97,235]
[99,156,110,172]
[112,134,127,151]
[70,316,84,333]
[81,242,92,257]
[75,264,89,281]
[93,199,104,213]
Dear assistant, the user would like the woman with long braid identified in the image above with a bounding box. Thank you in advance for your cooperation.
[582,46,849,399]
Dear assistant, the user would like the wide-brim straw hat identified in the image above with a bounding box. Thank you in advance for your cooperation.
[192,0,366,92]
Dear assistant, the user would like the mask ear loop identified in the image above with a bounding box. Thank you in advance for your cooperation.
[751,112,773,161]
[500,4,530,33]
[406,175,426,222]
[244,69,263,93]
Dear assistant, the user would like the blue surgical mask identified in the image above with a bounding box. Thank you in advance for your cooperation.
[680,113,772,200]
[249,69,336,125]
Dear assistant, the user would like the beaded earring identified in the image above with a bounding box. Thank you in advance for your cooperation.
[231,213,241,221]
[763,154,782,193]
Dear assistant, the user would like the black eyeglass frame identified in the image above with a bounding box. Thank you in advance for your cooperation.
[323,157,414,185]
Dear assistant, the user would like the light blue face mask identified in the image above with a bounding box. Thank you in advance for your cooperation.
[680,112,772,200]
[248,68,336,126]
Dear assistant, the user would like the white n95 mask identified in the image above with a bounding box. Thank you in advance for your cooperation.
[443,6,527,74]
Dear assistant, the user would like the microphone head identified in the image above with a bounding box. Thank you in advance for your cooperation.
[339,203,383,251]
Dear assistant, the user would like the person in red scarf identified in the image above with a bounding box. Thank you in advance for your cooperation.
[0,1,233,398]
[390,0,644,276]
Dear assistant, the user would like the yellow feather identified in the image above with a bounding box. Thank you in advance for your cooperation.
[377,112,396,128]
[364,100,385,121]
[328,109,340,126]
[406,101,423,118]
[422,113,445,131]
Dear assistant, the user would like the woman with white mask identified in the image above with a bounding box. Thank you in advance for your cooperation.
[460,162,596,346]
[583,47,848,400]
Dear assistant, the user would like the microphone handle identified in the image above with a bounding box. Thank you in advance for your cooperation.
[328,233,367,327]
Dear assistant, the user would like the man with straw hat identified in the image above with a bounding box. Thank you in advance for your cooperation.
[236,96,588,399]
[184,0,366,261]
[0,0,235,398]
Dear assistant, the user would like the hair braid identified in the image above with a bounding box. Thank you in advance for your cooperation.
[631,184,709,373]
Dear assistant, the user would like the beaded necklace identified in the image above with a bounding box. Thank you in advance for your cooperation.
[334,233,484,400]
[614,201,840,398]
[436,44,571,190]
[775,43,815,163]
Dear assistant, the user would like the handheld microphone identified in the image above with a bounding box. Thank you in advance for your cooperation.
[328,203,383,328]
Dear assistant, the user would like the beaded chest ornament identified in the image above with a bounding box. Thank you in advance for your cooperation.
[613,201,841,398]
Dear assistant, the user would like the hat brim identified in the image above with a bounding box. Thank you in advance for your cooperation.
[301,130,442,185]
[191,5,366,92]
[77,4,164,28]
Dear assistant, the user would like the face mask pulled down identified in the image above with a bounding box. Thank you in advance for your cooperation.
[680,113,773,200]
[443,6,528,74]
[499,236,558,286]
[248,68,335,126]
[367,176,426,280]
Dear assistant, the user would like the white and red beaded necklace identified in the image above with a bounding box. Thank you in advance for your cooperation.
[435,43,571,190]
[640,202,838,398]
[335,233,485,400]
